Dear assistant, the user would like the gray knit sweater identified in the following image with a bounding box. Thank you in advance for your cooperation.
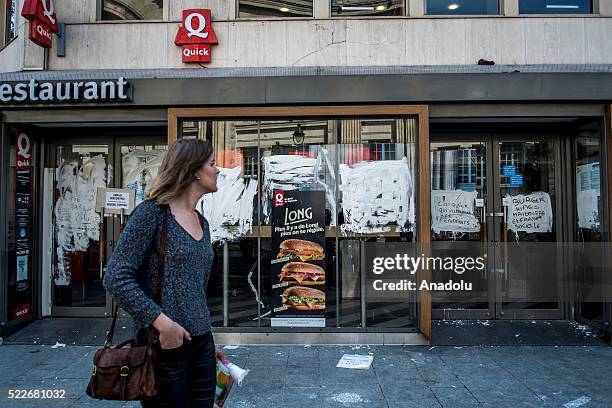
[103,200,213,336]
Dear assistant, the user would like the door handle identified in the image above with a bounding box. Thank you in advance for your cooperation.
[486,212,504,217]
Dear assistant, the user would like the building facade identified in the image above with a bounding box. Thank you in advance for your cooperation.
[1,0,611,344]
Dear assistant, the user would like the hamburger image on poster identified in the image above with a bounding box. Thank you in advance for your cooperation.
[279,262,325,286]
[277,239,325,262]
[281,286,325,311]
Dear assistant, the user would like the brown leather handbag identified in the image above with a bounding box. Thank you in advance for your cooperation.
[86,210,168,401]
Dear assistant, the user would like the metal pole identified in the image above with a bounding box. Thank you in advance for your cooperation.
[99,207,105,279]
[223,241,229,327]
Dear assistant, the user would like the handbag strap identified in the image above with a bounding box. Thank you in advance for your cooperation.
[104,205,169,348]
[154,206,169,304]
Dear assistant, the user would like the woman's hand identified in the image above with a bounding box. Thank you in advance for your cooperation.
[152,313,191,350]
[215,345,225,362]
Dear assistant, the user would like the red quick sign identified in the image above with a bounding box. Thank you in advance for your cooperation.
[21,0,59,48]
[174,9,218,64]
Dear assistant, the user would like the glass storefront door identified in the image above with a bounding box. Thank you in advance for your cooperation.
[493,137,561,319]
[48,135,166,316]
[49,141,113,315]
[431,134,563,320]
[431,138,491,319]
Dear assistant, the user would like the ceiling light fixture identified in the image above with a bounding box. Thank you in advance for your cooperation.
[279,6,290,12]
[375,5,386,11]
[340,6,375,11]
[292,123,305,146]
[448,3,460,10]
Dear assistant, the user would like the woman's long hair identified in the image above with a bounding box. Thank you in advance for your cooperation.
[147,138,213,205]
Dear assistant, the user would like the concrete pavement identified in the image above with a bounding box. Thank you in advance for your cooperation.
[0,344,611,407]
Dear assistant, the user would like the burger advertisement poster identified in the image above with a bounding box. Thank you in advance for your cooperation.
[271,190,326,328]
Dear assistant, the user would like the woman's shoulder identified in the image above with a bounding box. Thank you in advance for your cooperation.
[126,200,167,231]
[133,199,165,217]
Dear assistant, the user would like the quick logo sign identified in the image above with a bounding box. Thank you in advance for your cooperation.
[174,9,218,64]
[21,0,59,48]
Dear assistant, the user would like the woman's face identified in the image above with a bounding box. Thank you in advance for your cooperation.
[194,154,220,194]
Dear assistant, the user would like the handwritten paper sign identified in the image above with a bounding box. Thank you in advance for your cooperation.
[506,192,553,233]
[431,190,480,234]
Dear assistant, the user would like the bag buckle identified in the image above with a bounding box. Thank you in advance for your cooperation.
[92,365,97,376]
[120,366,129,377]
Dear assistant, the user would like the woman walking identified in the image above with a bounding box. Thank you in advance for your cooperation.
[103,138,222,407]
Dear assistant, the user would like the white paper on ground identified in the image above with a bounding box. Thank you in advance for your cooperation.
[336,354,374,370]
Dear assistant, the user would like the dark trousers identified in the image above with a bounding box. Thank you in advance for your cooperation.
[142,332,216,408]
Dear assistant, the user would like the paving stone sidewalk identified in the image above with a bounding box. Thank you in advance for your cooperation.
[0,344,611,407]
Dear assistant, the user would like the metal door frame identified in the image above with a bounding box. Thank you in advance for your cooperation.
[47,136,115,317]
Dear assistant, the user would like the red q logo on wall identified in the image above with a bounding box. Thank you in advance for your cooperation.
[175,9,218,64]
[21,0,59,48]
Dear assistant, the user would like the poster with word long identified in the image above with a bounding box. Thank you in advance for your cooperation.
[506,192,553,233]
[431,190,480,234]
[271,190,326,328]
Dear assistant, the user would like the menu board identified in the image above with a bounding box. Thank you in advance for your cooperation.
[270,190,326,328]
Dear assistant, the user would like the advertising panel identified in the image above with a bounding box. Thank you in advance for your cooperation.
[270,190,326,327]
[9,131,34,321]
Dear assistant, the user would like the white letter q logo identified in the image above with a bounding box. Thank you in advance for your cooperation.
[41,0,56,25]
[185,12,208,40]
[18,133,31,159]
